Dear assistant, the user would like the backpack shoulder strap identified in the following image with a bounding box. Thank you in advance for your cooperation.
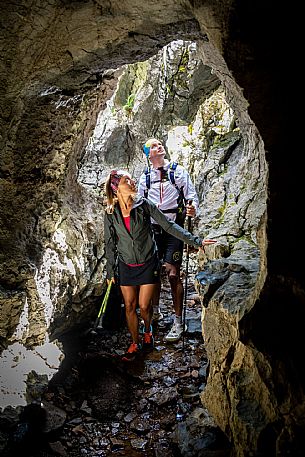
[168,162,187,212]
[168,161,178,185]
[169,161,184,195]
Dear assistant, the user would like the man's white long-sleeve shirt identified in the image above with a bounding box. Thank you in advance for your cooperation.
[138,160,199,223]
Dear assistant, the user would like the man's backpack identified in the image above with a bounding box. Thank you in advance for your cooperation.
[144,161,186,225]
[144,161,178,194]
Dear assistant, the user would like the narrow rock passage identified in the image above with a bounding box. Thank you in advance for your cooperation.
[3,254,231,457]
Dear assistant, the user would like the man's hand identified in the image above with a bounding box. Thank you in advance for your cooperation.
[186,203,196,218]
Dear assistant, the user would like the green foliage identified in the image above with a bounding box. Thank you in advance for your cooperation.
[182,138,196,149]
[165,83,173,95]
[211,201,227,229]
[211,130,241,150]
[163,46,191,97]
[218,201,227,218]
[123,93,135,115]
[188,124,193,135]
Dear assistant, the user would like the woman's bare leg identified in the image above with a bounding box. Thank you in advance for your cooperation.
[120,285,139,343]
[138,284,157,332]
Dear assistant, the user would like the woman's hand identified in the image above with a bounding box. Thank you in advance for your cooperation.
[200,239,217,252]
[107,277,115,285]
[202,239,217,246]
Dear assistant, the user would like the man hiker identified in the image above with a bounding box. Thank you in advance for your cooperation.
[138,138,200,342]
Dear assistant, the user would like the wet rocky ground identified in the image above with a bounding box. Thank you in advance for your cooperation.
[1,255,231,456]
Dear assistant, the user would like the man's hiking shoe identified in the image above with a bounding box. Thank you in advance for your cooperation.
[165,322,187,342]
[152,308,164,321]
[142,326,154,351]
[121,342,141,362]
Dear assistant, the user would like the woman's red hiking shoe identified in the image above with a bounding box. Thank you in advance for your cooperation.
[121,342,141,362]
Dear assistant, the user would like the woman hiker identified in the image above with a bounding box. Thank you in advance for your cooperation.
[104,169,216,362]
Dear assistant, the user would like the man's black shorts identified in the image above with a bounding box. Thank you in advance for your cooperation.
[152,224,184,266]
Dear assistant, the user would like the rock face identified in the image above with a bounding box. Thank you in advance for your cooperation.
[0,1,303,456]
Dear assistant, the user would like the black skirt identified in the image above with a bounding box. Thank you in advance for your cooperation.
[118,254,161,286]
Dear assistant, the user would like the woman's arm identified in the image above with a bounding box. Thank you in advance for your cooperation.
[144,199,203,247]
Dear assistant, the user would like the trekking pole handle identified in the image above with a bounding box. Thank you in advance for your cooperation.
[187,199,193,232]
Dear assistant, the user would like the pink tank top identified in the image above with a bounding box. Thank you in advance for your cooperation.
[123,215,144,267]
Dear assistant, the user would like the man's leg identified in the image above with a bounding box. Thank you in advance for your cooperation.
[151,225,164,320]
[152,281,162,317]
[164,263,186,342]
[165,263,184,317]
[163,235,185,342]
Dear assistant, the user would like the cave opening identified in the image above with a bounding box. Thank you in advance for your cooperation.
[0,9,266,452]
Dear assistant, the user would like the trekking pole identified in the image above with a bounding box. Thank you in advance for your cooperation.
[143,142,151,178]
[182,200,193,352]
[94,280,113,329]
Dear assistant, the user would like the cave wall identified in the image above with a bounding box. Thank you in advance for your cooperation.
[0,1,303,455]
